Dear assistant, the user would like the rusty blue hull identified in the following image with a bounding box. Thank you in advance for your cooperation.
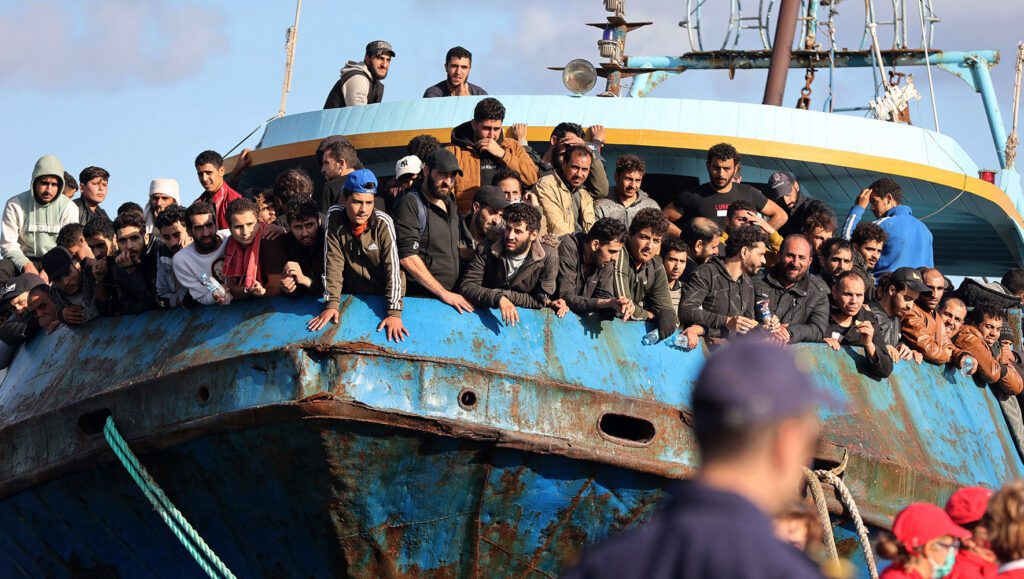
[0,295,1021,577]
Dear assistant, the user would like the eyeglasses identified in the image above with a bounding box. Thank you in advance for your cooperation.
[934,539,960,552]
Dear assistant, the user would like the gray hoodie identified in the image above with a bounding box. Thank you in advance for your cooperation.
[1,155,79,270]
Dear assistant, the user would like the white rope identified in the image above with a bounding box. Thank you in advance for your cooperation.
[1007,43,1023,169]
[918,0,940,133]
[815,470,879,579]
[803,467,840,563]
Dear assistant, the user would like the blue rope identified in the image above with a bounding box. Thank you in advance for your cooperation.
[103,416,237,579]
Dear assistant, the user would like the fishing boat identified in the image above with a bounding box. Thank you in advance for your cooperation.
[2,1,1023,577]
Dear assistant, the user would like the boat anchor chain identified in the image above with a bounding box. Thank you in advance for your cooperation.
[796,65,816,110]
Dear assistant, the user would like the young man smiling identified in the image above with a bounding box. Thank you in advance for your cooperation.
[309,169,408,341]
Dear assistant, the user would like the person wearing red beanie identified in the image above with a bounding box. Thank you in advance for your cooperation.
[945,487,997,579]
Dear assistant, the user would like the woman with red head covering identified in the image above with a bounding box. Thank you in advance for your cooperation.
[877,502,972,578]
[944,487,997,578]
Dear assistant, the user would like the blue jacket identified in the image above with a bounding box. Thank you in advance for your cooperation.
[841,205,933,275]
[563,480,824,579]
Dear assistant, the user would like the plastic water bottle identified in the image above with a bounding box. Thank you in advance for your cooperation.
[200,273,231,305]
[673,333,690,350]
[641,330,659,346]
[961,356,976,376]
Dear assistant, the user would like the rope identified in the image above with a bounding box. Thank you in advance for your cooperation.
[917,0,940,133]
[1007,43,1024,169]
[815,470,879,579]
[103,416,238,579]
[803,467,839,562]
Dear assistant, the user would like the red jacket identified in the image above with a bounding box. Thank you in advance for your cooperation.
[880,563,925,579]
[950,549,998,579]
[195,182,242,231]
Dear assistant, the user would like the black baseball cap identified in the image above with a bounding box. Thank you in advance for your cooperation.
[0,273,43,311]
[41,247,74,280]
[426,149,463,175]
[891,267,931,293]
[365,40,395,58]
[692,339,839,428]
[473,186,511,211]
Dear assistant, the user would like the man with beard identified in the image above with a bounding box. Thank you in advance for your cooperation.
[173,202,232,306]
[280,199,325,298]
[459,186,509,263]
[154,205,192,308]
[954,305,1024,396]
[768,171,814,237]
[752,235,828,345]
[324,40,394,109]
[801,210,835,261]
[679,217,721,283]
[395,149,474,313]
[868,267,930,364]
[512,122,608,198]
[850,221,887,287]
[593,155,660,230]
[662,143,788,236]
[109,212,158,314]
[144,179,179,236]
[309,169,408,341]
[680,224,767,343]
[194,150,241,230]
[1,155,80,278]
[423,46,488,98]
[222,198,287,300]
[537,145,599,237]
[41,246,106,325]
[900,267,971,368]
[446,97,538,213]
[318,137,361,214]
[459,203,558,327]
[613,209,678,341]
[74,166,111,226]
[817,238,854,288]
[823,270,893,379]
[552,217,631,318]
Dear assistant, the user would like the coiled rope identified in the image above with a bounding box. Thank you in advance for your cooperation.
[103,416,237,579]
[805,450,879,579]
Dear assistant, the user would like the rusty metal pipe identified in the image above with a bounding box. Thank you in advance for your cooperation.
[762,0,803,106]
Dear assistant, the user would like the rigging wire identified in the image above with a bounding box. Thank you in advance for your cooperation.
[917,0,940,133]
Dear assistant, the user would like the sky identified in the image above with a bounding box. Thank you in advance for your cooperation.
[0,0,1020,211]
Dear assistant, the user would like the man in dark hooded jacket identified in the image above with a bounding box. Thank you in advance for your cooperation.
[323,41,394,109]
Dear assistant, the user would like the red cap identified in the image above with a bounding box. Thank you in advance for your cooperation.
[945,487,993,526]
[892,503,971,551]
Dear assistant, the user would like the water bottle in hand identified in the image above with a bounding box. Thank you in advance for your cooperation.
[200,273,231,305]
[641,330,659,346]
[961,356,975,376]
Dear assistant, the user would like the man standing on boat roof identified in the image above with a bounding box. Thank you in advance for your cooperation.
[446,97,538,214]
[423,46,487,98]
[323,40,393,109]
[194,150,241,231]
[662,143,788,237]
[841,177,933,275]
[1,154,80,280]
[565,341,831,579]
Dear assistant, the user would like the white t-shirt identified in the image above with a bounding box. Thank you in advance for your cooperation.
[172,231,230,305]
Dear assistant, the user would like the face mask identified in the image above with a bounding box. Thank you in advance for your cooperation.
[930,547,956,578]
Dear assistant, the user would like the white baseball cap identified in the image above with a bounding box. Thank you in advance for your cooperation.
[395,155,423,179]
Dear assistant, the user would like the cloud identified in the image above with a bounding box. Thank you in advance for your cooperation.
[0,0,228,90]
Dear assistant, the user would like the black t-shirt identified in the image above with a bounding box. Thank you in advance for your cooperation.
[672,183,769,229]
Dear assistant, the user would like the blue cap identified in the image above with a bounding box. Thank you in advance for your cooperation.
[343,169,377,194]
[692,339,838,428]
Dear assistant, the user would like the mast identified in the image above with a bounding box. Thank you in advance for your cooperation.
[277,0,303,118]
[762,0,803,106]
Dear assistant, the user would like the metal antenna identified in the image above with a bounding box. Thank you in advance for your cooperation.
[277,0,303,118]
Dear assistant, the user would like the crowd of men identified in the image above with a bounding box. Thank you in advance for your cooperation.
[3,41,1024,395]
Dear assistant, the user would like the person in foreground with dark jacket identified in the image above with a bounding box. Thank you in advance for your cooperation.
[552,217,630,318]
[565,340,831,579]
[824,270,894,379]
[753,234,829,345]
[458,203,558,327]
[679,224,768,343]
